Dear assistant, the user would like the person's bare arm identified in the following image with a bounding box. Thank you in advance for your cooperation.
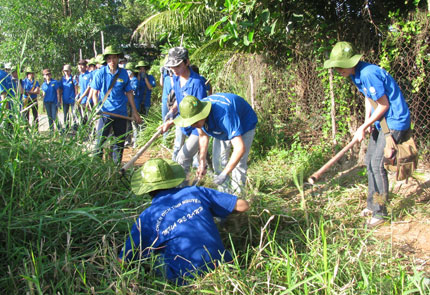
[196,129,210,178]
[221,135,246,175]
[234,199,249,212]
[354,95,390,142]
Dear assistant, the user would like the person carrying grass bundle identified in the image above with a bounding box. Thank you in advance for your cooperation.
[323,41,411,228]
[90,45,142,163]
[172,94,257,195]
[41,68,61,132]
[118,158,249,285]
[22,67,40,128]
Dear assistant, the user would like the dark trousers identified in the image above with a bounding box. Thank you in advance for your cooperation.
[96,116,128,163]
[365,128,411,218]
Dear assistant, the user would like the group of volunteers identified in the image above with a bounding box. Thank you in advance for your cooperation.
[1,40,412,284]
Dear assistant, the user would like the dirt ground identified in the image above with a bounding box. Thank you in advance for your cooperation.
[374,167,430,273]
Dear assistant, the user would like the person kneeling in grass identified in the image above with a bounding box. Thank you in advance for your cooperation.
[118,158,249,285]
[163,93,257,195]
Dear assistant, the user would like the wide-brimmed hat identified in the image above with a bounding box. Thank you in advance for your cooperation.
[164,47,189,68]
[173,95,212,127]
[103,45,124,60]
[63,64,72,71]
[87,58,96,66]
[131,158,186,195]
[42,69,51,75]
[135,60,149,68]
[324,41,363,69]
[78,59,87,65]
[25,67,34,74]
[95,54,105,65]
[125,62,138,73]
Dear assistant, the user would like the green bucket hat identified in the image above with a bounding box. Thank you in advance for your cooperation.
[135,60,149,68]
[87,58,96,66]
[125,62,138,73]
[323,41,363,69]
[95,54,105,65]
[173,95,212,127]
[25,67,34,74]
[131,158,186,195]
[103,45,124,60]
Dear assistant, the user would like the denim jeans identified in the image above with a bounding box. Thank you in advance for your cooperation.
[212,128,255,195]
[365,128,411,219]
[95,116,128,164]
[44,101,59,131]
[176,133,199,174]
[172,126,186,162]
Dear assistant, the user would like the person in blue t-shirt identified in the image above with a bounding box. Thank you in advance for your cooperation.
[161,47,207,172]
[118,158,249,285]
[0,68,13,108]
[76,60,92,125]
[190,64,212,95]
[90,45,142,163]
[173,94,258,195]
[59,64,78,129]
[125,62,141,148]
[41,68,61,131]
[136,61,156,115]
[324,41,411,228]
[22,67,40,128]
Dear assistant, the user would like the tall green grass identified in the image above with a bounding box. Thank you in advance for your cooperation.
[1,98,429,294]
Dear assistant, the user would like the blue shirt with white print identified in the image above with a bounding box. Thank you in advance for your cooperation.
[119,186,237,285]
[351,61,410,131]
[202,93,258,140]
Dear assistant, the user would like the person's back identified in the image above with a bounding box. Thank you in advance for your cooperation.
[119,158,249,285]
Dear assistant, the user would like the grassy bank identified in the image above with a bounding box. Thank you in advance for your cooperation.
[1,101,429,294]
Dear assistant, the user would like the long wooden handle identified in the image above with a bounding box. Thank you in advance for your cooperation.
[308,138,359,184]
[102,111,134,121]
[120,129,163,173]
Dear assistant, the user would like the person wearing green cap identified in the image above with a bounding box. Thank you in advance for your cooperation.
[118,158,249,285]
[324,41,411,228]
[173,93,257,195]
[90,45,142,163]
[22,67,40,128]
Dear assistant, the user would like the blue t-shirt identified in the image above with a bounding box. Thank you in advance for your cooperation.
[22,78,40,99]
[90,66,132,116]
[119,186,237,284]
[162,74,173,105]
[60,76,77,104]
[130,76,140,108]
[351,61,411,131]
[200,76,212,94]
[78,71,92,104]
[42,80,59,103]
[0,71,13,96]
[173,68,207,136]
[142,74,156,108]
[202,93,258,140]
[136,74,146,109]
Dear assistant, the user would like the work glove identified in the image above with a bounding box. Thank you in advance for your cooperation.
[213,173,228,185]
